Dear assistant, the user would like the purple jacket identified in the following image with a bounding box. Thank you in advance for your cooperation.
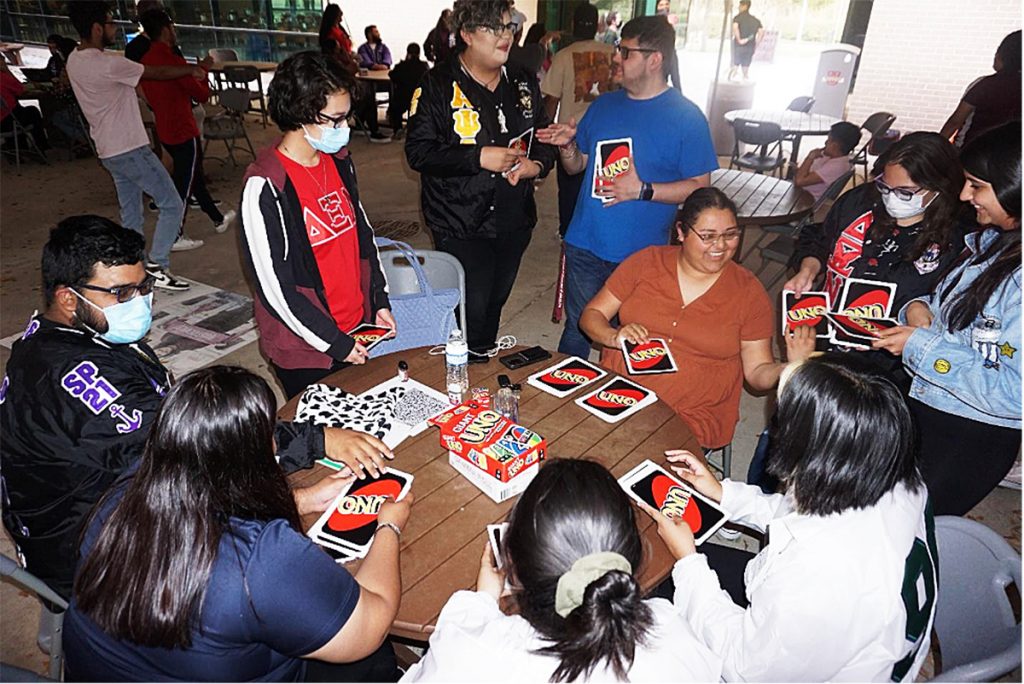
[358,41,392,69]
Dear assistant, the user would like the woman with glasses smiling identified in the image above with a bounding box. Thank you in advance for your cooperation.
[785,132,969,385]
[580,187,815,451]
[405,0,556,360]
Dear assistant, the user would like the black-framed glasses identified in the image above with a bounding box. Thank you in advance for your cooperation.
[615,41,658,59]
[874,177,923,202]
[693,228,743,244]
[75,275,155,303]
[316,112,350,129]
[476,21,517,36]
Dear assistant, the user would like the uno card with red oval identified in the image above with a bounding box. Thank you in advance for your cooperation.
[782,290,831,338]
[618,460,728,545]
[308,468,413,557]
[527,356,608,398]
[837,278,896,319]
[347,322,396,352]
[825,312,900,342]
[621,338,678,375]
[592,137,633,203]
[575,377,657,424]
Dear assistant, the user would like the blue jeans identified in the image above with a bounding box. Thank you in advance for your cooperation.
[557,242,620,359]
[100,145,183,269]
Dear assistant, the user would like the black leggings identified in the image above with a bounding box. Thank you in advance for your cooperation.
[163,137,223,224]
[910,398,1021,516]
[431,229,533,354]
[649,543,755,608]
[304,639,399,682]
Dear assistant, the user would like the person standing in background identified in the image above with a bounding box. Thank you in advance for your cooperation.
[598,10,622,45]
[939,30,1021,147]
[424,9,454,65]
[541,3,615,238]
[387,43,429,137]
[728,0,762,81]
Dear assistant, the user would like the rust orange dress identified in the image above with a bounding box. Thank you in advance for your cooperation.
[600,246,773,448]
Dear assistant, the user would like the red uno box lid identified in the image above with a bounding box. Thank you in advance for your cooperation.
[431,401,547,482]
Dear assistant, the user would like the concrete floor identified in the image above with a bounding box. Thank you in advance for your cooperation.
[1,108,1020,678]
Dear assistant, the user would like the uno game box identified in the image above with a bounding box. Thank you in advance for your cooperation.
[429,401,547,483]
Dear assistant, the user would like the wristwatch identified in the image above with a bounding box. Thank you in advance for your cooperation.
[639,181,655,201]
[374,521,402,540]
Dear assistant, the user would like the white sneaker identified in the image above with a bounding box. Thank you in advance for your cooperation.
[213,209,237,234]
[999,459,1022,490]
[145,263,190,291]
[171,236,205,252]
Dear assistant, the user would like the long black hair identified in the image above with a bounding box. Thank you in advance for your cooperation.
[869,131,965,261]
[504,459,653,682]
[73,366,300,648]
[318,3,342,44]
[943,121,1021,332]
[766,354,921,516]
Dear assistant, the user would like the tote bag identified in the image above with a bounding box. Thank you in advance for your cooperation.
[370,237,460,357]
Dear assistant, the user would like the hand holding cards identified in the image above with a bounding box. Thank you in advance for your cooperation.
[348,323,396,353]
[831,278,898,348]
[621,338,677,375]
[502,128,533,178]
[618,460,728,545]
[592,137,633,203]
[308,468,414,563]
[782,290,831,338]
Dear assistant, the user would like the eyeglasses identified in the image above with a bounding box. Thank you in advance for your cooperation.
[874,178,924,202]
[75,275,155,303]
[316,112,350,129]
[692,229,742,244]
[476,21,517,36]
[615,42,658,59]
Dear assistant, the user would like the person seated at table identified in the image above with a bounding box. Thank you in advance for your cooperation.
[358,24,393,71]
[64,365,412,681]
[0,59,50,154]
[784,131,971,387]
[792,120,860,202]
[240,51,395,399]
[873,122,1021,515]
[579,187,815,451]
[402,458,722,682]
[639,353,936,682]
[20,33,76,82]
[387,42,429,136]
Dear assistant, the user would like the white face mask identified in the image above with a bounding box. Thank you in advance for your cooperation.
[882,190,935,220]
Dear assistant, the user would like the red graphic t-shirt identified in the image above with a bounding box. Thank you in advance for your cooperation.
[276,150,364,332]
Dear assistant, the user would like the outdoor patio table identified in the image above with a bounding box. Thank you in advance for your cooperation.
[280,346,702,641]
[724,108,842,173]
[356,69,391,83]
[712,168,814,226]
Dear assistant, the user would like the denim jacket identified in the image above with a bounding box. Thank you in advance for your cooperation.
[901,229,1021,429]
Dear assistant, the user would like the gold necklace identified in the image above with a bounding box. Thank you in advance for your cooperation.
[281,143,330,197]
[459,55,500,89]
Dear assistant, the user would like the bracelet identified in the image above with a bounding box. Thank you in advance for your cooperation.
[560,140,578,156]
[374,521,402,540]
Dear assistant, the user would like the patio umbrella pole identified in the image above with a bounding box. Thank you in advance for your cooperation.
[709,0,732,112]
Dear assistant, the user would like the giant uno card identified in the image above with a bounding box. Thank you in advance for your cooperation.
[621,338,678,375]
[347,323,395,352]
[782,290,831,338]
[308,469,413,557]
[527,356,608,398]
[618,460,729,545]
[575,377,656,423]
[592,137,633,203]
[837,278,896,319]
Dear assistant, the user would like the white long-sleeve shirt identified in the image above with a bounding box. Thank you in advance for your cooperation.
[673,480,937,682]
[402,589,722,682]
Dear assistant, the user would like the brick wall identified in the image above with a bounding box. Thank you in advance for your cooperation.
[847,0,1021,135]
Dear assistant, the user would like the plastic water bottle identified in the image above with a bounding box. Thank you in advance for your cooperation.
[445,329,469,404]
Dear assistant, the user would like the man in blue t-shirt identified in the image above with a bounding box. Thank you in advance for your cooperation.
[538,15,717,359]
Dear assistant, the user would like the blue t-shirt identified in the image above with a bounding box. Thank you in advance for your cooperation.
[566,88,718,263]
[64,485,360,682]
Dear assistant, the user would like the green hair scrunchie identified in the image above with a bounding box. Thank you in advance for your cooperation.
[553,551,633,618]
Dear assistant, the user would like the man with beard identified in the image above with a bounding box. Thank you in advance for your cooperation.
[0,217,394,601]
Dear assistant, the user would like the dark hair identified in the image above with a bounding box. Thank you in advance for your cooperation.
[67,1,110,40]
[869,131,965,261]
[828,121,861,155]
[943,122,1022,332]
[573,3,599,40]
[406,42,421,59]
[505,459,653,682]
[74,366,300,648]
[268,50,356,131]
[452,0,511,52]
[41,216,145,306]
[436,8,453,32]
[139,8,172,42]
[620,16,679,89]
[766,354,921,515]
[318,3,342,39]
[996,30,1022,73]
[46,33,63,44]
[134,0,163,20]
[739,0,752,7]
[524,22,546,45]
[364,24,376,41]
[675,187,738,235]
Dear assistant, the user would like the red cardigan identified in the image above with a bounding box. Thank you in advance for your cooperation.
[139,41,209,145]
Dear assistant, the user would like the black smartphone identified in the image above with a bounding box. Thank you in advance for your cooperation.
[499,345,552,370]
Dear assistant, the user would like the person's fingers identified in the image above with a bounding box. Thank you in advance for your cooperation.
[633,498,662,522]
[357,432,394,460]
[874,327,903,339]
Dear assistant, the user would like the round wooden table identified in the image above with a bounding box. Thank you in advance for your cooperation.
[712,168,814,226]
[279,346,701,641]
[724,108,843,171]
[207,60,278,73]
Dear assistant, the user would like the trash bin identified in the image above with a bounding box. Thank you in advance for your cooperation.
[706,79,755,156]
[810,44,860,119]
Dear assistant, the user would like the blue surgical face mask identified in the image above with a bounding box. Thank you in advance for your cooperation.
[73,291,153,344]
[303,123,350,154]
